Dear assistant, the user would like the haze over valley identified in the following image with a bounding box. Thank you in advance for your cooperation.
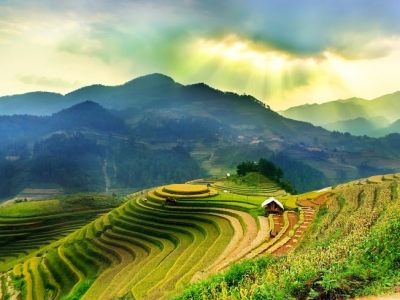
[2,73,400,201]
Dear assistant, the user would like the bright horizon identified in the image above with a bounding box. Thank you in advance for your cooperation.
[1,0,400,110]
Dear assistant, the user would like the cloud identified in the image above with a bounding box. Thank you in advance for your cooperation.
[5,0,398,62]
[188,0,400,60]
[19,74,80,89]
[1,0,400,109]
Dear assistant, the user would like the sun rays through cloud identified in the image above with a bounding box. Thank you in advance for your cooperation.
[185,35,352,109]
[0,0,400,110]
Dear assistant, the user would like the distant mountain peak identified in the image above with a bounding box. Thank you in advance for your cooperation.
[54,100,104,114]
[71,100,101,108]
[52,101,128,133]
[123,73,178,87]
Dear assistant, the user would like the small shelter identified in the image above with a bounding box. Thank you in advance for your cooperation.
[261,197,284,214]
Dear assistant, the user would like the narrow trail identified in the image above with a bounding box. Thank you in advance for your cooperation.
[209,150,215,160]
[102,159,110,193]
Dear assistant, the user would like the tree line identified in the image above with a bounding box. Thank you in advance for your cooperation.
[236,158,297,194]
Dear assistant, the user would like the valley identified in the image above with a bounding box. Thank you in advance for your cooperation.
[2,75,400,202]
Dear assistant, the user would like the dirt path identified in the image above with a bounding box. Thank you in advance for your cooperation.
[313,193,329,205]
[102,159,110,193]
[272,211,299,255]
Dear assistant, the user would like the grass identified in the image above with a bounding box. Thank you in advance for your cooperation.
[154,187,219,199]
[23,260,33,300]
[276,194,298,209]
[368,175,384,183]
[44,248,79,298]
[383,174,395,181]
[0,200,63,217]
[62,243,100,279]
[38,257,60,299]
[28,257,46,300]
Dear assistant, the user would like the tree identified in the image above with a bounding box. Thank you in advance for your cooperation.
[236,161,258,176]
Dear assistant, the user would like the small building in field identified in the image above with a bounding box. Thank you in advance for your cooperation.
[261,197,284,214]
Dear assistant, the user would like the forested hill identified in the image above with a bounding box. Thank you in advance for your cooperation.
[1,74,400,199]
[0,100,206,198]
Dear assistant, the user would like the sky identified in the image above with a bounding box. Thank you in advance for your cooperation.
[1,0,400,110]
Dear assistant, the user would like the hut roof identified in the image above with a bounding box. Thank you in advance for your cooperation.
[261,197,284,209]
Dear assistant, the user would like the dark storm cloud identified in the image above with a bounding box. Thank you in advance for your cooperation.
[199,0,400,59]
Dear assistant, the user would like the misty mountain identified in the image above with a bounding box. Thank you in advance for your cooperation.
[52,100,130,133]
[323,117,390,137]
[377,119,400,137]
[0,92,64,116]
[0,74,184,116]
[280,92,400,136]
[280,97,368,126]
[2,74,400,199]
[0,101,129,142]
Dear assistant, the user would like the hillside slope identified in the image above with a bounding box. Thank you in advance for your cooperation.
[2,74,400,197]
[179,175,400,299]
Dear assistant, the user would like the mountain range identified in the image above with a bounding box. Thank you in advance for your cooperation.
[1,74,400,199]
[280,92,400,137]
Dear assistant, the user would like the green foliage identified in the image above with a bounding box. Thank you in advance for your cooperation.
[236,161,258,176]
[175,256,277,300]
[271,152,328,193]
[390,180,398,199]
[112,138,206,189]
[0,156,29,199]
[60,193,124,210]
[337,195,346,207]
[236,158,297,194]
[0,199,62,217]
[30,132,105,193]
[45,248,79,297]
[12,275,25,290]
[61,280,92,300]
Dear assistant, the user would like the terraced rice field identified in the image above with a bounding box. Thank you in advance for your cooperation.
[212,182,285,197]
[0,208,112,269]
[0,182,330,300]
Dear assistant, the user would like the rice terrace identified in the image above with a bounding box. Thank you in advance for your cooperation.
[1,171,400,299]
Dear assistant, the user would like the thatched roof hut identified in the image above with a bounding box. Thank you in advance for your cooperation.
[261,197,284,213]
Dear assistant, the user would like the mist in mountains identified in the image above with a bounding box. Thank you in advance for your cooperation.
[1,74,400,200]
[280,92,400,137]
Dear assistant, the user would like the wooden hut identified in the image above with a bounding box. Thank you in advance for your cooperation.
[261,197,284,214]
